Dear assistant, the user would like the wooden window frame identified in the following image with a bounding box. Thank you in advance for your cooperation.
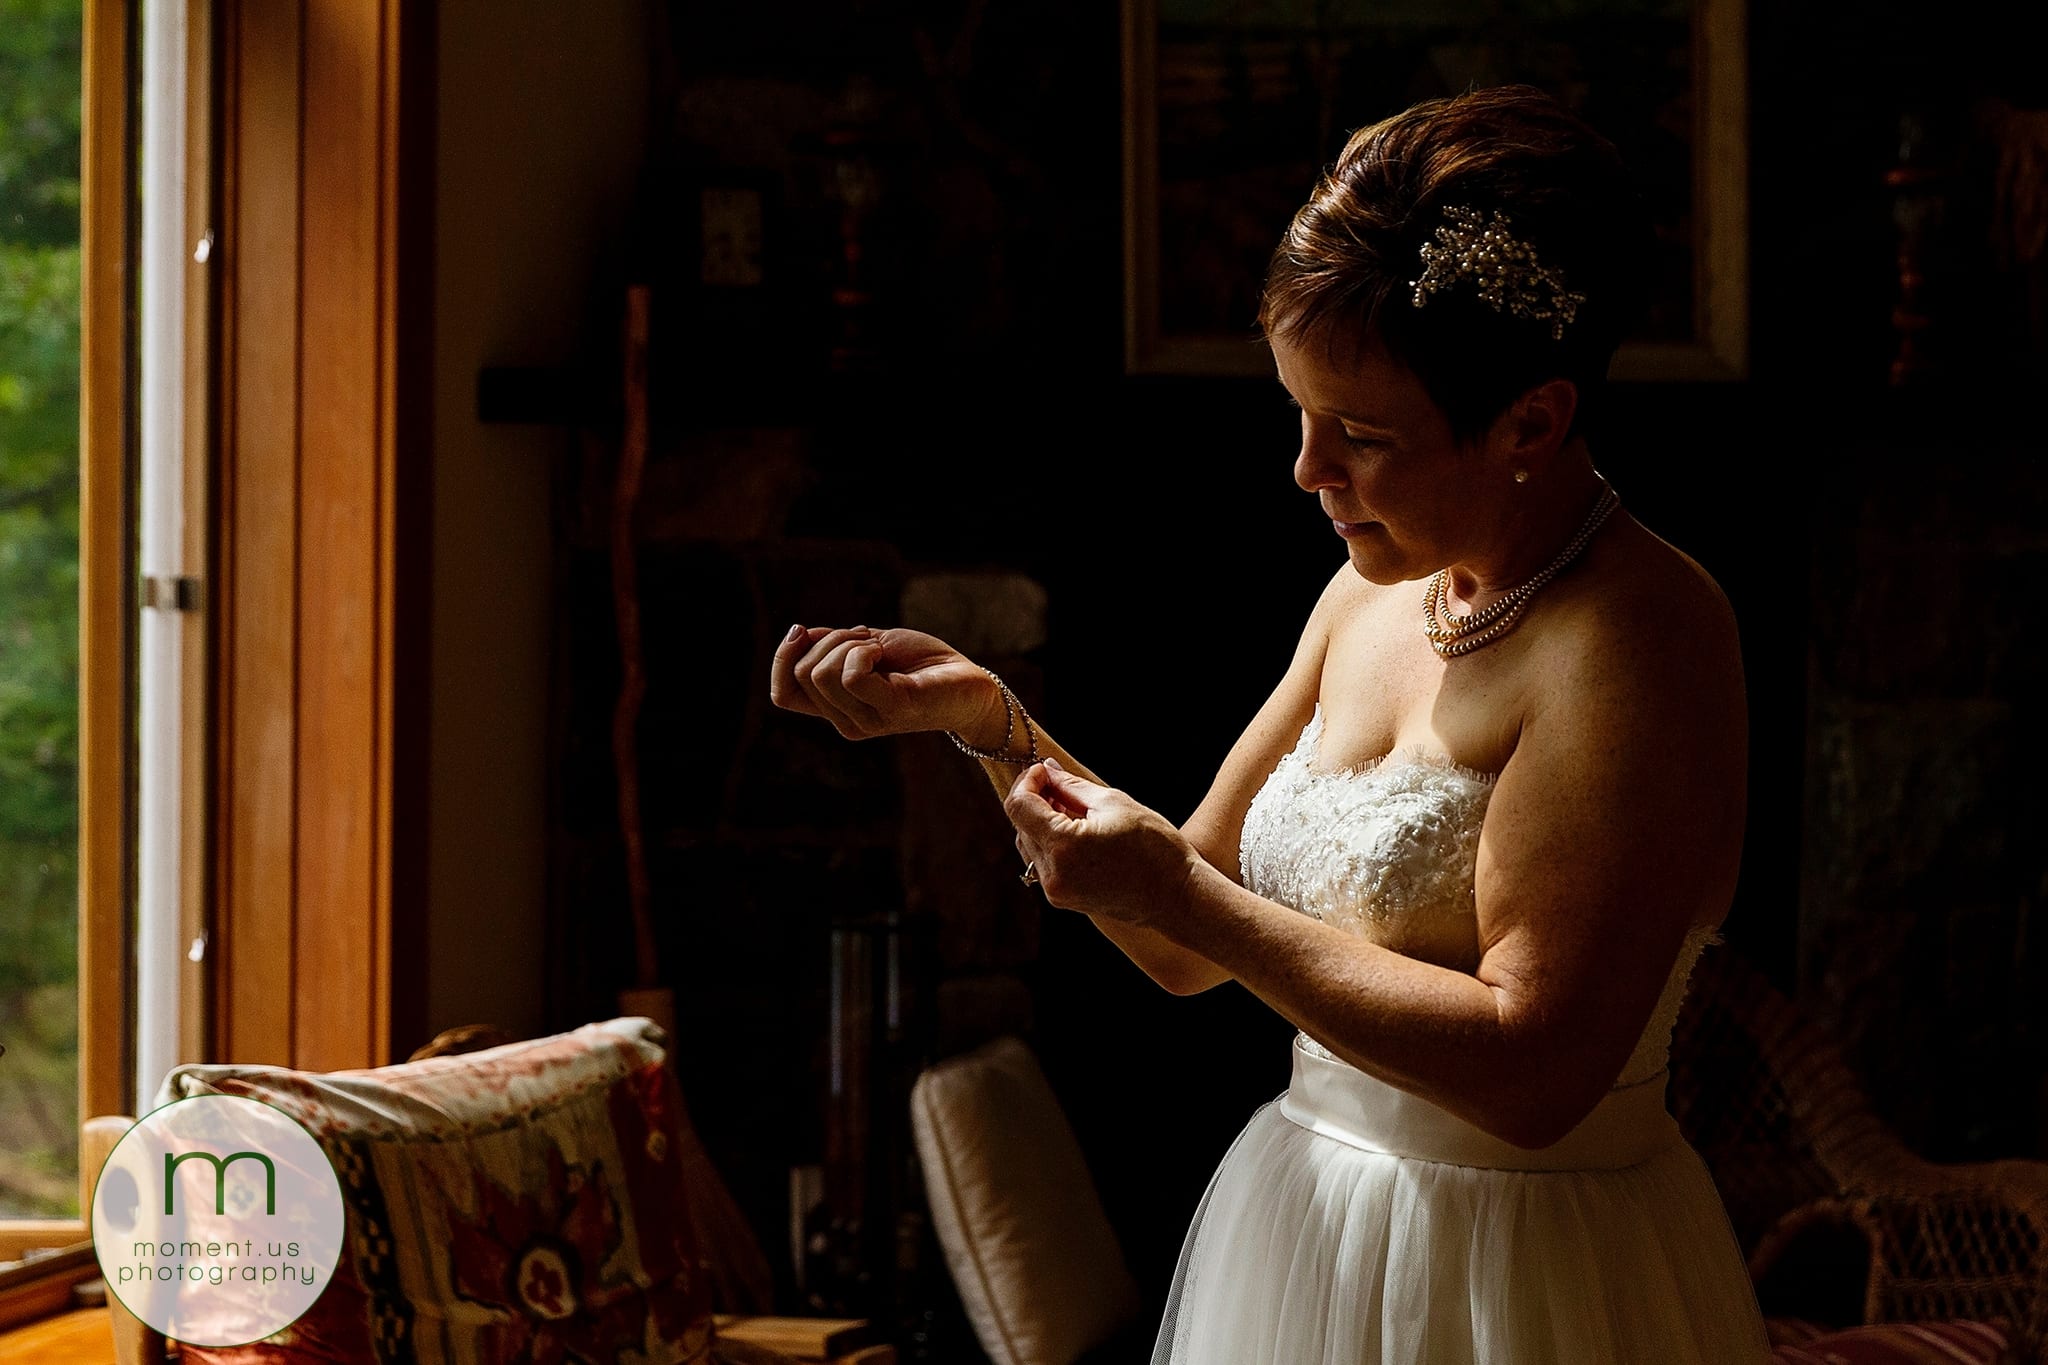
[0,0,144,1269]
[0,1246,99,1334]
[3,0,434,1290]
[211,0,435,1075]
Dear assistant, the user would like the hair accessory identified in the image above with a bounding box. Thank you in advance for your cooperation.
[1410,206,1586,341]
[945,665,1040,765]
[1422,476,1619,657]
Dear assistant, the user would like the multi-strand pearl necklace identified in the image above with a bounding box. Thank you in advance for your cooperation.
[1422,478,1620,658]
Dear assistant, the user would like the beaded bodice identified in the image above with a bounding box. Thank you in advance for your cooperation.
[1239,702,1719,1091]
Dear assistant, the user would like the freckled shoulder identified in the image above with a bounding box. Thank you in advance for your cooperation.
[1473,513,1750,970]
[1512,516,1749,844]
[1319,557,1409,637]
[1533,515,1740,677]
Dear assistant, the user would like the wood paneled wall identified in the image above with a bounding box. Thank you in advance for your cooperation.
[213,0,434,1070]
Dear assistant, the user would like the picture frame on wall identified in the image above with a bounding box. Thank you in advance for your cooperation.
[1121,0,1748,381]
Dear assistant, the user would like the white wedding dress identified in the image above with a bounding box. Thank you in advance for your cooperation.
[1150,703,1772,1364]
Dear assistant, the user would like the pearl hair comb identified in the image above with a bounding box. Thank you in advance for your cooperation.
[1409,205,1586,340]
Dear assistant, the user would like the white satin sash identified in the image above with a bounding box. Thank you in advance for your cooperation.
[1277,1032,1682,1172]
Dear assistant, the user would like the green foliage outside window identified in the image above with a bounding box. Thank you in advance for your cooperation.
[0,0,86,1220]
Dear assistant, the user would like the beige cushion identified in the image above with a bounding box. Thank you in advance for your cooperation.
[909,1036,1142,1365]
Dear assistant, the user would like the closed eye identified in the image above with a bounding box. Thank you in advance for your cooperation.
[1285,391,1388,449]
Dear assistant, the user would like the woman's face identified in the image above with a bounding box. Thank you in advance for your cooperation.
[1272,329,1494,586]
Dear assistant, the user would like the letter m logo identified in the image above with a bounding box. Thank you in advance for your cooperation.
[164,1151,277,1216]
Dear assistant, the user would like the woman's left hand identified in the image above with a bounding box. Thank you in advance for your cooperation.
[1004,757,1196,925]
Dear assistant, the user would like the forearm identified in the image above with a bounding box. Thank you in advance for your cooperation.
[958,694,1231,995]
[957,700,1088,803]
[1165,858,1545,1142]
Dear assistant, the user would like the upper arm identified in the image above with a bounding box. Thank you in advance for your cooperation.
[1470,581,1747,1147]
[1180,563,1352,885]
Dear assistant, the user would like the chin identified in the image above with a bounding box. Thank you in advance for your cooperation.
[1346,546,1418,587]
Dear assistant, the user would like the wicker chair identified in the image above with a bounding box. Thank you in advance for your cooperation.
[1669,942,2048,1361]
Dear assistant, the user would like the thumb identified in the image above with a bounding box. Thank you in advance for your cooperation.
[1036,758,1096,819]
[842,641,894,699]
[1041,756,1098,791]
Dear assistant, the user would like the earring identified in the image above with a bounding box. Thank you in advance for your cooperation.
[1513,469,1529,484]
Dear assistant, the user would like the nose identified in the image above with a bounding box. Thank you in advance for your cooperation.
[1293,418,1347,494]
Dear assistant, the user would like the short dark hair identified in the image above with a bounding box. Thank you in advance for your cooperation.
[1258,85,1653,446]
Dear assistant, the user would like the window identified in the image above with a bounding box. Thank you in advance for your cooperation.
[4,0,429,1280]
[0,0,90,1235]
[0,0,148,1268]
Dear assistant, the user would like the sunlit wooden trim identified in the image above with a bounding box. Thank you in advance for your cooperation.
[0,1226,88,1265]
[214,0,300,1070]
[376,0,437,1066]
[375,0,400,1070]
[213,0,434,1071]
[0,1243,96,1332]
[78,0,138,1136]
[291,0,383,1071]
[180,0,217,1072]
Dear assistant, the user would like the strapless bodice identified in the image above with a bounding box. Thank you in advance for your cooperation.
[1239,702,1718,1090]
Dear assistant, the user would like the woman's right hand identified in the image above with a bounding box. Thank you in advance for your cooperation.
[768,624,1003,744]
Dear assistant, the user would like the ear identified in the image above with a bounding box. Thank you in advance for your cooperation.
[1489,377,1578,473]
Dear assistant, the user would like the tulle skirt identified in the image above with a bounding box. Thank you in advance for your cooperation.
[1151,1035,1772,1364]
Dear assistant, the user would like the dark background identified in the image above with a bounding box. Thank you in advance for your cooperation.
[526,0,2048,1333]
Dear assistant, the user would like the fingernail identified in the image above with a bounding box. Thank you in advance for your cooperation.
[786,623,803,643]
[1044,756,1063,771]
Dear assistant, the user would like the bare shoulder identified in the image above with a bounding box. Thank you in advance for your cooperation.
[1642,522,1742,644]
[1504,512,1749,863]
[1308,555,1395,651]
[1317,552,1399,629]
[1501,512,1749,907]
[1470,518,1751,1140]
[1534,514,1744,713]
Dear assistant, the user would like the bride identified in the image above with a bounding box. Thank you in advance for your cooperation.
[769,85,1771,1364]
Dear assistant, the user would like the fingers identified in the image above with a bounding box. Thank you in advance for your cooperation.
[1006,761,1087,838]
[1012,760,1094,804]
[1017,759,1096,820]
[839,637,898,710]
[770,624,888,737]
[1005,766,1046,841]
[1039,773,1089,820]
[808,634,887,736]
[1007,764,1095,907]
[835,637,893,723]
[1006,760,1052,810]
[768,624,826,716]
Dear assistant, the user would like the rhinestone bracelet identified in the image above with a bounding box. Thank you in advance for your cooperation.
[945,666,1040,765]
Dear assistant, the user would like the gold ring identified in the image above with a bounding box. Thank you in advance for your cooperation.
[1018,860,1039,886]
